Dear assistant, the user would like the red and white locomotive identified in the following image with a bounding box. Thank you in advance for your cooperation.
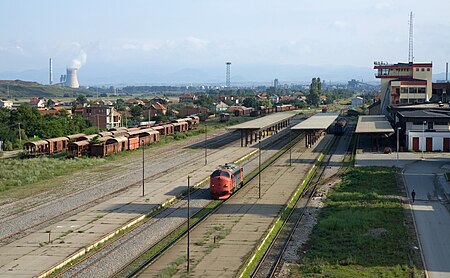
[209,163,244,199]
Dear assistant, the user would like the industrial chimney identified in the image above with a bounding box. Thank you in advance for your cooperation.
[66,68,79,88]
[49,58,53,85]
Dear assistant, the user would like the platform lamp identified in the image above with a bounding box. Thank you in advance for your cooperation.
[142,139,145,197]
[187,175,191,273]
[422,121,426,159]
[396,127,401,165]
[258,139,261,199]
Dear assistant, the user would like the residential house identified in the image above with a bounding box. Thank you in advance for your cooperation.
[351,96,364,106]
[179,93,197,102]
[212,101,229,113]
[74,106,122,130]
[0,100,13,109]
[29,97,46,108]
[268,95,279,104]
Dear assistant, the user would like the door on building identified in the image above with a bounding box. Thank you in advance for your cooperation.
[413,137,419,151]
[426,137,433,152]
[444,138,450,152]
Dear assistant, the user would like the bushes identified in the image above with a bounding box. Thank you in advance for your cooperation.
[0,157,104,192]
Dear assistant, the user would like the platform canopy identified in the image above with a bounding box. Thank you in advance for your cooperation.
[291,112,340,130]
[355,115,394,134]
[227,112,295,131]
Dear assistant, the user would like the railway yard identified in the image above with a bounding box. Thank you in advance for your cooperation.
[0,112,308,277]
[0,111,430,278]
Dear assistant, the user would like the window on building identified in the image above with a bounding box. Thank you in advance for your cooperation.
[427,68,430,71]
[418,88,426,94]
[435,122,447,126]
[416,68,419,71]
[421,68,425,71]
[428,122,433,130]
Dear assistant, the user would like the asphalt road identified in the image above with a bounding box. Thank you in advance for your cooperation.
[358,152,450,278]
[403,160,450,278]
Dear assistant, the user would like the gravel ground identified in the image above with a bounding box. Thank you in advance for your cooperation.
[62,188,212,278]
[0,130,238,242]
[58,121,303,278]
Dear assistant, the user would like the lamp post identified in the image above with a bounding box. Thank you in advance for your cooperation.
[422,121,426,159]
[396,127,401,165]
[289,129,292,166]
[142,140,145,197]
[187,176,191,273]
[258,139,261,199]
[204,123,207,166]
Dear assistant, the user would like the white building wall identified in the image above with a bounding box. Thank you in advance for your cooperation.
[407,131,450,151]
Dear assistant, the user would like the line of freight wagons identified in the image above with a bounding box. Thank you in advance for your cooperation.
[22,116,200,158]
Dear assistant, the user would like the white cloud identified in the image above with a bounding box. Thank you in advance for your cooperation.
[330,20,346,29]
[374,2,391,10]
[185,36,209,50]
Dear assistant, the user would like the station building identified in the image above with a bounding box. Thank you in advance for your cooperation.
[374,61,432,114]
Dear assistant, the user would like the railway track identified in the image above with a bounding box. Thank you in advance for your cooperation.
[0,131,241,244]
[251,122,355,278]
[52,123,303,278]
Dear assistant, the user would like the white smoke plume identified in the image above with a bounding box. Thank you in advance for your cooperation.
[70,49,87,69]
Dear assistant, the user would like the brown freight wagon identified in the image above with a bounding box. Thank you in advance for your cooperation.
[172,122,188,133]
[67,140,90,158]
[98,131,113,137]
[78,134,100,142]
[138,129,160,146]
[127,129,144,150]
[189,115,200,128]
[89,136,113,157]
[66,133,86,141]
[159,124,175,135]
[23,140,50,156]
[47,137,69,154]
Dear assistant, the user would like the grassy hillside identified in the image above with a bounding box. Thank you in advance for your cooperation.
[0,80,91,99]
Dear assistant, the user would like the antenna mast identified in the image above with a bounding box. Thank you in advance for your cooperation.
[408,12,414,63]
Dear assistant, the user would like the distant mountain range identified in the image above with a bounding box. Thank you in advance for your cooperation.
[1,64,447,87]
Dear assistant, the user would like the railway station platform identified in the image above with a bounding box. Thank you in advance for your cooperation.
[227,112,295,147]
[355,115,394,151]
[291,112,340,147]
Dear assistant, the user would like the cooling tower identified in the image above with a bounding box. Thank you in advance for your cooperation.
[66,68,80,88]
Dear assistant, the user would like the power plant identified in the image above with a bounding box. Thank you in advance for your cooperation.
[65,68,80,88]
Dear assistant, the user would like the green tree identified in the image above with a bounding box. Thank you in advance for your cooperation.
[130,105,143,122]
[76,95,87,104]
[308,77,321,107]
[46,99,55,108]
[243,97,257,108]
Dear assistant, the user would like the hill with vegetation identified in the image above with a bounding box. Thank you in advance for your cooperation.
[0,80,92,99]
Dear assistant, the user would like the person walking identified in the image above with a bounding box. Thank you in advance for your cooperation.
[411,189,416,203]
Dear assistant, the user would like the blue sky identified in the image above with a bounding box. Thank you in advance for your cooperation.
[1,0,449,84]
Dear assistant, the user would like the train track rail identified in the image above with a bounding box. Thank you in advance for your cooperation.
[0,131,241,244]
[46,123,303,278]
[251,123,355,278]
[114,131,307,278]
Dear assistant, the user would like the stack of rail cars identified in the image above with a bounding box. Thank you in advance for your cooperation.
[23,115,200,158]
[334,118,347,136]
[234,107,254,116]
[249,104,296,117]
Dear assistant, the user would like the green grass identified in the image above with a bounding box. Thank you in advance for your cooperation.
[0,156,105,193]
[291,167,413,277]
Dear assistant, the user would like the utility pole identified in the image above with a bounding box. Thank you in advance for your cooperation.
[187,176,191,273]
[204,123,207,165]
[142,140,145,197]
[258,139,261,199]
[18,123,22,142]
[289,129,292,166]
